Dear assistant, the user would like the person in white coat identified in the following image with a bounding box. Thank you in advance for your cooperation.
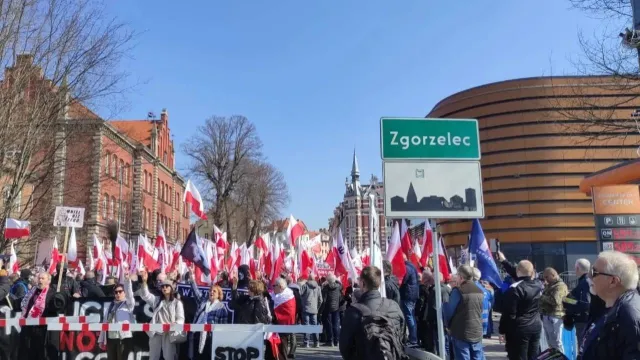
[98,271,135,360]
[139,271,185,360]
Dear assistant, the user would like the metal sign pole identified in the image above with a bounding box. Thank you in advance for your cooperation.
[432,220,446,358]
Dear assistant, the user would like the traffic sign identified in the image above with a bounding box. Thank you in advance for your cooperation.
[382,161,484,219]
[380,118,480,160]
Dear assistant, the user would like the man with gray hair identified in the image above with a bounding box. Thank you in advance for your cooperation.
[321,272,342,346]
[443,265,485,360]
[499,260,543,360]
[564,258,592,342]
[472,268,494,339]
[580,251,640,359]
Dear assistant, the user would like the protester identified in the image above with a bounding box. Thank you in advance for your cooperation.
[298,274,322,347]
[271,278,297,360]
[321,273,342,347]
[339,265,406,360]
[472,268,494,339]
[444,265,485,360]
[400,258,420,347]
[579,251,640,360]
[139,270,185,360]
[500,260,543,360]
[18,271,66,360]
[187,267,229,360]
[98,270,135,360]
[286,276,302,358]
[383,260,401,304]
[10,269,31,299]
[80,271,106,298]
[564,258,592,342]
[539,267,568,354]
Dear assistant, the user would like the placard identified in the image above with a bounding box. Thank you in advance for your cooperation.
[211,328,264,360]
[53,206,85,228]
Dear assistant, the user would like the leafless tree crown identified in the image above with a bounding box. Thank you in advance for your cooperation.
[183,115,289,244]
[0,0,134,261]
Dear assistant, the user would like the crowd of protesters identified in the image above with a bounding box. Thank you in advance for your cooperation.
[0,248,638,360]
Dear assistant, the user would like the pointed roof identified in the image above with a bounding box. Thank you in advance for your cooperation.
[351,148,360,177]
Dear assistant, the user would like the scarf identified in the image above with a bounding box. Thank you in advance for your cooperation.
[197,300,225,354]
[20,286,49,318]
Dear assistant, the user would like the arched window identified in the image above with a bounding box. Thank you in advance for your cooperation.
[166,185,169,202]
[124,165,129,186]
[142,208,147,230]
[104,153,110,175]
[160,182,164,201]
[109,197,115,219]
[122,202,127,227]
[119,160,124,182]
[102,194,108,219]
[111,155,117,177]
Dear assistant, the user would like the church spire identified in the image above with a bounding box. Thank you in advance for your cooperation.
[351,148,360,182]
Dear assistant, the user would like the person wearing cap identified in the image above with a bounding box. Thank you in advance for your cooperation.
[139,270,185,360]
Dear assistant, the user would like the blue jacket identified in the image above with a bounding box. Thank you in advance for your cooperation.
[565,274,591,323]
[400,261,419,302]
[475,281,494,336]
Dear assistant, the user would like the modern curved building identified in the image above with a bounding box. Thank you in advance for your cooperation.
[428,76,640,271]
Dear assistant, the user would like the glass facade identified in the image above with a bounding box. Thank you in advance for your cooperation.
[499,241,598,274]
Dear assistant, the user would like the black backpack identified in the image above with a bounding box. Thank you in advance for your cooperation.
[351,300,409,360]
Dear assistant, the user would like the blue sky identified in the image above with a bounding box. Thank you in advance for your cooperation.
[104,1,604,231]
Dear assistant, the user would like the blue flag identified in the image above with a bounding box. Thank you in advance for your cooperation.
[469,219,503,287]
[180,228,210,276]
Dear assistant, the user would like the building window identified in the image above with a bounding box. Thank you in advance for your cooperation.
[204,233,209,239]
[122,202,127,227]
[163,152,167,163]
[124,165,129,186]
[109,197,114,220]
[142,208,147,230]
[102,194,108,219]
[161,182,165,201]
[111,155,117,177]
[104,153,110,175]
[147,209,151,230]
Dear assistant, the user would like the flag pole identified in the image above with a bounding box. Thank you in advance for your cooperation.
[432,219,446,358]
[368,193,375,270]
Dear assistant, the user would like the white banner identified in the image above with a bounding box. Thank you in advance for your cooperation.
[53,206,85,228]
[211,328,264,360]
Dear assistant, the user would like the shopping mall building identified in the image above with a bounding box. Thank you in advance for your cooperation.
[430,76,640,272]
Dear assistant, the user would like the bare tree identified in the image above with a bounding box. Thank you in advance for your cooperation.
[549,0,640,145]
[233,160,290,245]
[0,0,134,261]
[183,115,264,242]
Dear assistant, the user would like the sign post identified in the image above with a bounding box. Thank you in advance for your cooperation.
[380,117,485,357]
[53,206,85,291]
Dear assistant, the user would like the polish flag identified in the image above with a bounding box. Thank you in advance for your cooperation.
[67,228,78,267]
[114,235,130,266]
[87,242,95,271]
[270,240,285,287]
[183,179,207,219]
[350,247,363,275]
[385,222,406,282]
[48,237,62,274]
[92,235,107,272]
[4,219,29,239]
[436,236,452,282]
[286,215,304,247]
[138,234,160,271]
[8,241,18,275]
[272,287,296,325]
[155,226,169,272]
[76,260,86,277]
[361,248,371,267]
[400,221,419,269]
[420,220,433,268]
[167,241,182,274]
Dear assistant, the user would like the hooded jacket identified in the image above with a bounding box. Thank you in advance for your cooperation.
[300,280,323,314]
[322,281,342,313]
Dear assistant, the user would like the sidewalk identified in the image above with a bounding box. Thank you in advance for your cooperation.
[483,336,507,360]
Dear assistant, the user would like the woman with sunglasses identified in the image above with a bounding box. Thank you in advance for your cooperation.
[187,265,229,360]
[139,270,185,360]
[97,270,135,360]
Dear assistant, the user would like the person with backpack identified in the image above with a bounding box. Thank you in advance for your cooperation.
[339,265,407,360]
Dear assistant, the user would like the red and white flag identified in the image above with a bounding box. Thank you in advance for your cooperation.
[286,215,304,247]
[336,229,358,281]
[155,225,169,272]
[272,287,296,325]
[183,179,207,220]
[49,237,62,274]
[4,219,29,239]
[420,219,433,268]
[138,234,160,271]
[92,235,107,272]
[385,222,406,282]
[8,241,18,275]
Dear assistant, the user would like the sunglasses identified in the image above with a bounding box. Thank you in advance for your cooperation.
[589,266,616,278]
[161,284,172,288]
[114,290,124,294]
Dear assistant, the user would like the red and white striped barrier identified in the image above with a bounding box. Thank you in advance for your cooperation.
[47,323,322,334]
[0,315,101,327]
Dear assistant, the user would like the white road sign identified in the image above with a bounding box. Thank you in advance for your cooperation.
[53,206,85,228]
[383,161,484,219]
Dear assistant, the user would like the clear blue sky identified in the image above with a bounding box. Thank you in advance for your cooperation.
[104,1,603,231]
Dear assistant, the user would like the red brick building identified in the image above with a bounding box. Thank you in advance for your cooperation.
[37,108,193,264]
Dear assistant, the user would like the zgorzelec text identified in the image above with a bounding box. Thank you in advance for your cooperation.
[388,131,472,150]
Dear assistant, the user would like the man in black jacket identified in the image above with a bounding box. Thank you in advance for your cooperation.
[383,260,401,304]
[321,274,342,346]
[339,266,405,360]
[564,258,592,342]
[499,260,543,360]
[80,271,106,298]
